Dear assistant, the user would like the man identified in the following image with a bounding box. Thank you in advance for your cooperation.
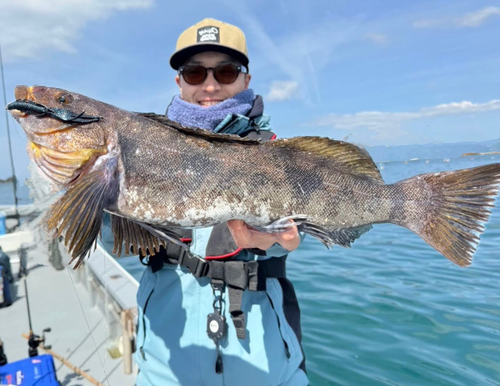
[0,246,13,284]
[0,246,13,307]
[135,19,308,386]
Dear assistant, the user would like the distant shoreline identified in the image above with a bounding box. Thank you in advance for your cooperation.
[462,151,500,157]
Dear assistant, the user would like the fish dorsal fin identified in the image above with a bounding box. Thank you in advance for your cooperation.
[136,112,260,145]
[270,137,384,183]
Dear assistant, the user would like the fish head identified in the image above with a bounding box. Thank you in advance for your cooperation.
[7,85,117,187]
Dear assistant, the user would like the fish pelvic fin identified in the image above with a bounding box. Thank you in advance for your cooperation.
[399,163,500,267]
[45,166,118,268]
[300,223,372,248]
[254,215,372,247]
[110,214,187,256]
[268,137,384,183]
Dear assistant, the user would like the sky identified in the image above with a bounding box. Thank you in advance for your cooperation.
[0,0,499,181]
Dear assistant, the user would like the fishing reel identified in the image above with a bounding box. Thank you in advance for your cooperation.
[0,338,7,366]
[28,328,52,357]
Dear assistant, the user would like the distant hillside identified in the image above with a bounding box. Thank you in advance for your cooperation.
[0,176,14,184]
[365,139,500,163]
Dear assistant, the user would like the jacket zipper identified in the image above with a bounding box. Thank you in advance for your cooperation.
[139,288,155,360]
[266,293,291,359]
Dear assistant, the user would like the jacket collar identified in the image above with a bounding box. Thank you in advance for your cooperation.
[247,95,264,119]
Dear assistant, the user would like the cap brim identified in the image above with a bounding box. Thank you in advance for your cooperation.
[170,44,249,70]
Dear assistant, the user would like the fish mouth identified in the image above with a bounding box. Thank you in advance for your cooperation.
[7,86,47,124]
[5,86,32,119]
[7,86,102,131]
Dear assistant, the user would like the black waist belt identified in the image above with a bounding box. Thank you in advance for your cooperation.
[148,247,287,339]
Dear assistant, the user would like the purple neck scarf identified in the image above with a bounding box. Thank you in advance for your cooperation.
[166,89,255,131]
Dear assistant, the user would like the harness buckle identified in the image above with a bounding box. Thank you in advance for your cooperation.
[178,250,208,278]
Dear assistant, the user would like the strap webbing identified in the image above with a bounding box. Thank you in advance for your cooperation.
[206,258,286,339]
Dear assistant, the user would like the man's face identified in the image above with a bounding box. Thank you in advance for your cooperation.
[175,51,251,107]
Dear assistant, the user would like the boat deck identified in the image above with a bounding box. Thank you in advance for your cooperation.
[0,228,138,386]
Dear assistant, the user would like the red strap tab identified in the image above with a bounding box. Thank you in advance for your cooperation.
[205,247,243,260]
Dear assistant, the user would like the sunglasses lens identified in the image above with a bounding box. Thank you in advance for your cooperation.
[182,66,207,85]
[214,64,240,84]
[181,64,242,85]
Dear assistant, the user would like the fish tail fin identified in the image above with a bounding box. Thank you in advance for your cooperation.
[399,163,500,267]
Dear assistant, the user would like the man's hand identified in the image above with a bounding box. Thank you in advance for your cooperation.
[227,220,300,252]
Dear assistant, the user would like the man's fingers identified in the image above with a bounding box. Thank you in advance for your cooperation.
[278,227,298,241]
[227,220,300,251]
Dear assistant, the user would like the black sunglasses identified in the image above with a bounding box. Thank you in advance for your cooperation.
[178,63,247,85]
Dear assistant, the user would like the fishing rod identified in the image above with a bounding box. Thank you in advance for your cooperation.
[0,43,20,230]
[24,278,51,357]
[22,279,106,385]
[21,333,106,386]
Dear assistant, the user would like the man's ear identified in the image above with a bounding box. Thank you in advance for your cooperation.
[244,73,252,90]
[175,75,183,98]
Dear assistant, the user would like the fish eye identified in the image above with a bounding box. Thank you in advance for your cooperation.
[55,93,73,104]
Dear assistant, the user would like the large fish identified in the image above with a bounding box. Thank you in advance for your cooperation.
[7,85,500,268]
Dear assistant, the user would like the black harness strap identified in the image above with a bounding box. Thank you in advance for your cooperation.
[208,258,286,339]
[149,251,287,339]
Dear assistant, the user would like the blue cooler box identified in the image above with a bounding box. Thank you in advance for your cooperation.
[0,211,6,235]
[0,354,59,385]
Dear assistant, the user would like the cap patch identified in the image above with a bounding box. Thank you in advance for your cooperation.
[197,26,220,43]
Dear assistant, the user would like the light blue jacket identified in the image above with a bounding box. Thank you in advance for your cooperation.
[134,103,308,386]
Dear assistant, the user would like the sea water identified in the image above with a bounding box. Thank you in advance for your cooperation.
[291,155,500,386]
[3,155,500,385]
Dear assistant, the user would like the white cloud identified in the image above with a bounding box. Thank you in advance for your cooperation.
[0,0,152,61]
[413,6,500,29]
[458,6,500,27]
[365,33,389,45]
[312,99,500,141]
[217,0,363,106]
[266,80,299,101]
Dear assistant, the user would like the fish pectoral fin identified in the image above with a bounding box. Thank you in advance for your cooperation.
[46,167,118,268]
[110,215,188,256]
[269,137,384,183]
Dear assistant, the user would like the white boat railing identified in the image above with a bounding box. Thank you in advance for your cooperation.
[72,243,139,375]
